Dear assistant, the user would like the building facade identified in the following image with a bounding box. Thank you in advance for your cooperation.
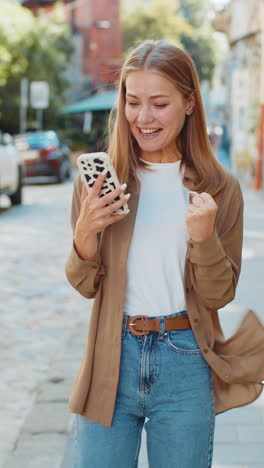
[213,0,263,186]
[22,0,122,101]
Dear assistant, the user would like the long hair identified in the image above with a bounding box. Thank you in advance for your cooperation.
[106,40,227,194]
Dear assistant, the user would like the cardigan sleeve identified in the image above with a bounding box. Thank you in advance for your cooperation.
[65,175,105,299]
[187,178,244,310]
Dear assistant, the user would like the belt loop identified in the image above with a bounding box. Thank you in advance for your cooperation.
[122,315,128,340]
[158,316,166,340]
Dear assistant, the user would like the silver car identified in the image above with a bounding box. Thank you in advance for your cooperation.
[0,132,23,205]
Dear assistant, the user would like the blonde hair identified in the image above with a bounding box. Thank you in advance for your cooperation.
[106,40,227,194]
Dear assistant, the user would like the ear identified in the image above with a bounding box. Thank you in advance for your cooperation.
[185,92,195,116]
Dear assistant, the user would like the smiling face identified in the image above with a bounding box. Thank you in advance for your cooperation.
[125,69,193,161]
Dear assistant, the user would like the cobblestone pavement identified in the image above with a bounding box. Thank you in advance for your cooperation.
[1,175,264,468]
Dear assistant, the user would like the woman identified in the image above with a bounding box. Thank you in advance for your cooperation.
[63,41,264,467]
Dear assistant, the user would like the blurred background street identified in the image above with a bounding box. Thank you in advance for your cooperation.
[1,0,264,467]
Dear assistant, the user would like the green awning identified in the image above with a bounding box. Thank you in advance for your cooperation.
[61,90,118,114]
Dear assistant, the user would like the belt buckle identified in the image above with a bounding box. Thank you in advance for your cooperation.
[127,315,149,336]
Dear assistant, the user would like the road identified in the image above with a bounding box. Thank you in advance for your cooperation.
[0,172,264,468]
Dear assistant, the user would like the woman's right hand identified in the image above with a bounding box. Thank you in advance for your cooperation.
[74,171,130,260]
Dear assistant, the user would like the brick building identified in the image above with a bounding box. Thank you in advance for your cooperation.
[22,0,122,100]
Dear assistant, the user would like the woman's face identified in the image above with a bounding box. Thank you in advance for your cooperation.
[125,69,193,155]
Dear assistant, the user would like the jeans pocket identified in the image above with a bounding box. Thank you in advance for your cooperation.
[165,329,202,355]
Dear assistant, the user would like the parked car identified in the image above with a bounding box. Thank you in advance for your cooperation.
[15,131,72,183]
[0,132,23,205]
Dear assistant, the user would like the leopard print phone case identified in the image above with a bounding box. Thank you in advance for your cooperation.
[77,152,129,215]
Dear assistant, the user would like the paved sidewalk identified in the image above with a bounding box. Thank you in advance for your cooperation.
[2,321,86,468]
[3,184,264,468]
[3,312,264,468]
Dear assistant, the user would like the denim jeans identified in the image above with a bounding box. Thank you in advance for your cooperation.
[61,311,215,468]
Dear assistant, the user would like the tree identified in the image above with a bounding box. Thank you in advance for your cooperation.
[179,30,217,85]
[177,0,217,85]
[122,0,217,84]
[0,1,74,133]
[178,0,208,28]
[122,0,193,55]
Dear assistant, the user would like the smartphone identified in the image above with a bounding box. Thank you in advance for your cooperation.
[76,152,129,215]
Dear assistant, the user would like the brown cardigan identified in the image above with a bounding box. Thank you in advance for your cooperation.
[65,165,264,427]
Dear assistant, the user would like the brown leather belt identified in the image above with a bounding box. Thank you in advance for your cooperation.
[126,314,191,336]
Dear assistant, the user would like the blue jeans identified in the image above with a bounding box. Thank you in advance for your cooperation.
[62,311,215,468]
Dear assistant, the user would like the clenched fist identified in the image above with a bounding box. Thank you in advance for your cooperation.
[185,191,218,243]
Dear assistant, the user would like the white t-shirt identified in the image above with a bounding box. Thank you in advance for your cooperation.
[124,158,191,317]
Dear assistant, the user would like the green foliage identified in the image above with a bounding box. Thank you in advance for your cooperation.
[180,29,217,85]
[122,0,192,55]
[177,0,208,28]
[0,1,74,133]
[122,0,217,84]
[177,0,217,84]
[57,111,109,152]
[58,126,89,150]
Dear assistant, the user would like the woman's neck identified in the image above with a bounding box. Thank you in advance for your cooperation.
[141,147,182,164]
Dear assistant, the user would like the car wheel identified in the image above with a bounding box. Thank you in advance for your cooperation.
[56,160,69,184]
[10,166,23,205]
[66,165,72,179]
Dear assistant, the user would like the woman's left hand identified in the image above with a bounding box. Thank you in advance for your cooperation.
[185,191,218,243]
